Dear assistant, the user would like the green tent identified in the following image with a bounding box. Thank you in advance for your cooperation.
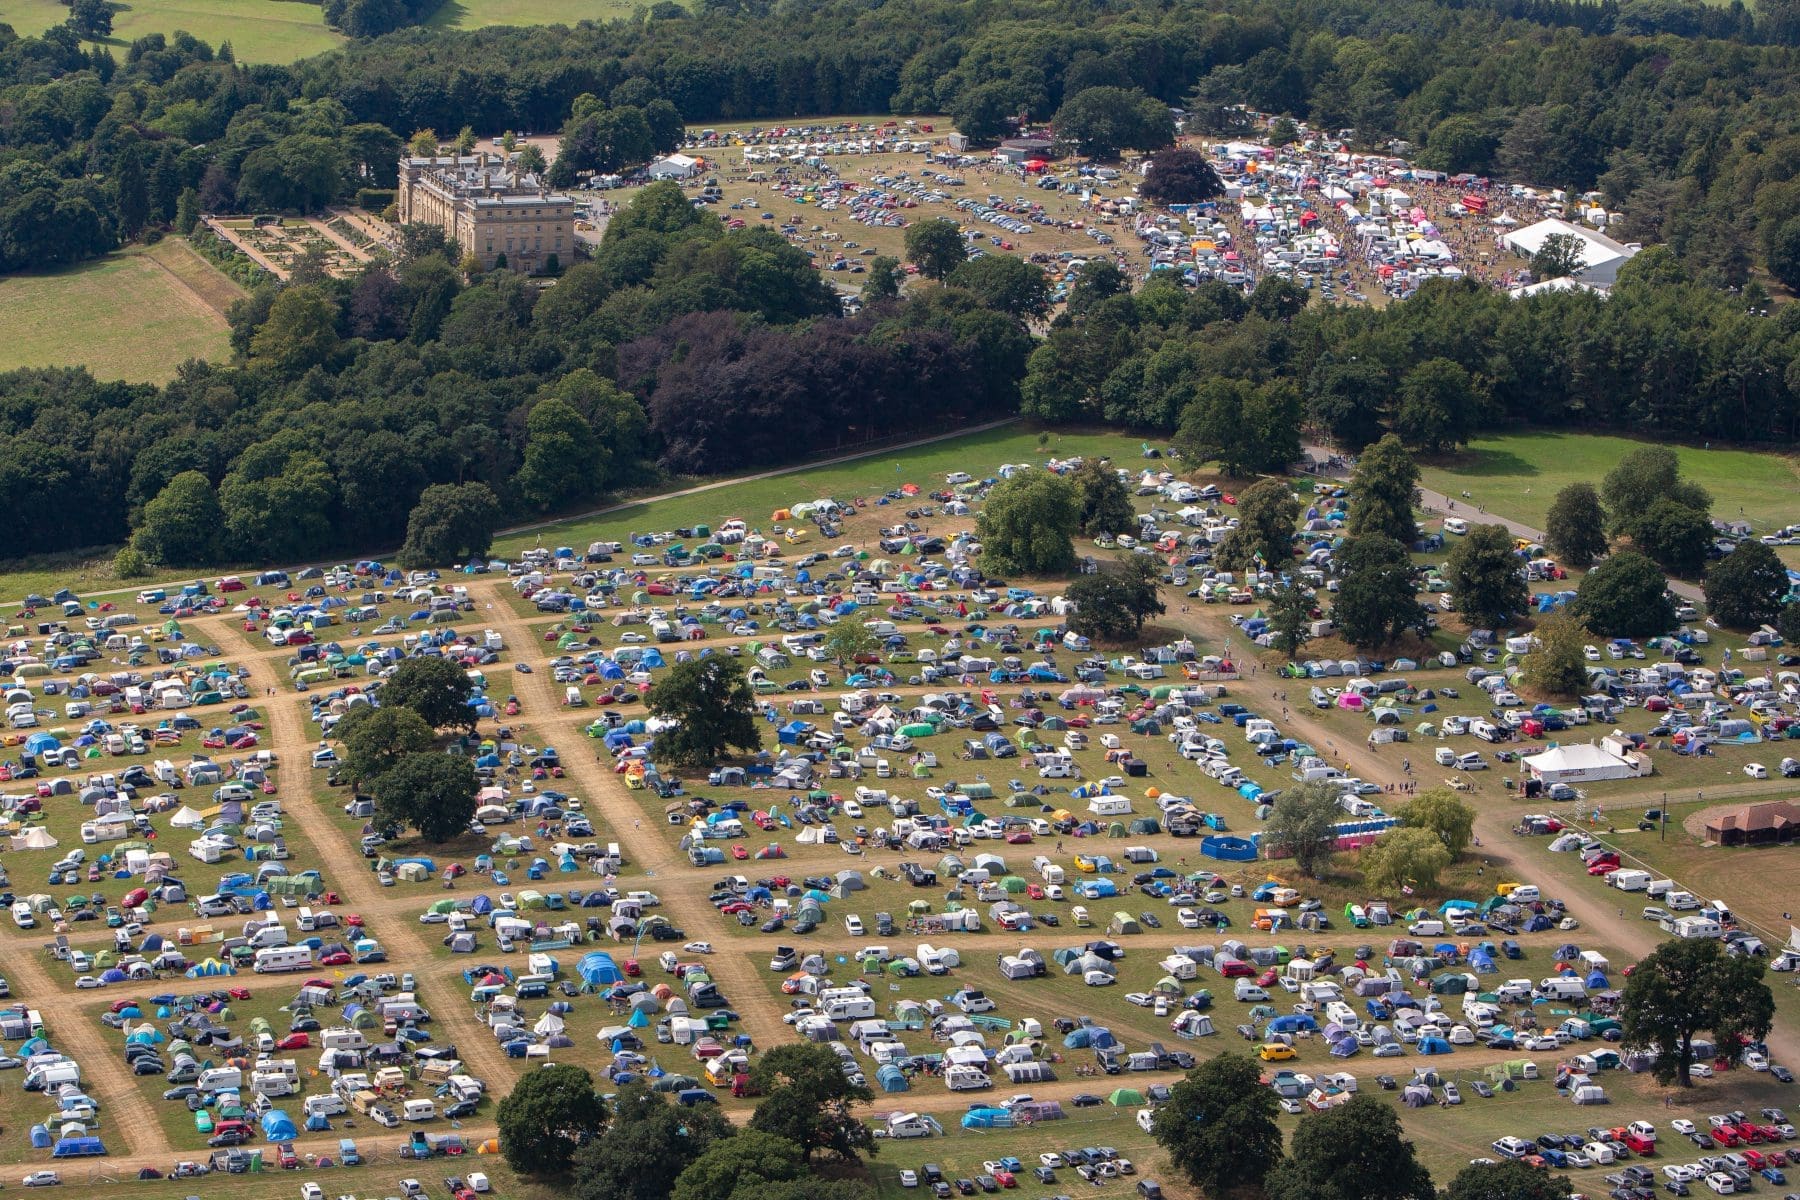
[1108,1088,1143,1106]
[899,723,937,738]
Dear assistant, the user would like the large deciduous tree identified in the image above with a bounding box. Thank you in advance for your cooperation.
[498,1063,608,1176]
[1051,86,1175,158]
[399,482,501,568]
[1217,477,1299,573]
[646,657,762,766]
[1704,540,1789,628]
[574,1086,731,1200]
[1399,788,1476,856]
[371,751,479,843]
[1444,522,1528,626]
[337,704,435,789]
[1346,435,1419,546]
[1140,148,1225,205]
[132,470,223,566]
[1264,1094,1435,1200]
[747,1044,876,1163]
[1521,610,1592,696]
[903,218,966,281]
[1442,1160,1574,1200]
[1360,826,1452,892]
[1332,535,1427,649]
[1394,357,1476,453]
[975,469,1080,576]
[1621,937,1774,1087]
[1263,781,1345,878]
[1544,482,1609,569]
[1572,548,1674,638]
[381,655,478,730]
[1151,1053,1282,1196]
[1072,458,1135,538]
[1066,558,1165,643]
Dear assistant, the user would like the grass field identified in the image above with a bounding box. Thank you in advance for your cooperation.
[6,0,639,62]
[1418,432,1800,533]
[425,0,638,31]
[0,239,243,383]
[491,424,1151,559]
[4,0,344,61]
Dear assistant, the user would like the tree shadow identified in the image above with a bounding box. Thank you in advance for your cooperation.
[1432,446,1542,478]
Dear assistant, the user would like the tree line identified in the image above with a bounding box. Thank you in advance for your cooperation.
[1027,256,1800,447]
[0,182,1026,570]
[7,0,1800,280]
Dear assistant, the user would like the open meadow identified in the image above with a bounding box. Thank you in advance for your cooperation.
[3,0,345,61]
[0,239,243,384]
[1418,431,1800,534]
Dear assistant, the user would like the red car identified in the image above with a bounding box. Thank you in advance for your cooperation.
[1586,858,1621,875]
[227,987,252,1000]
[277,1143,298,1169]
[1218,960,1254,978]
[719,902,753,915]
[277,1033,311,1050]
[319,950,352,966]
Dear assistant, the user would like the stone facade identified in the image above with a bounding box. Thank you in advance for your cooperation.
[396,153,574,273]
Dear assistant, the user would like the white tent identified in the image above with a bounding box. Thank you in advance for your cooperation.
[9,827,57,851]
[1502,218,1639,286]
[1522,742,1638,784]
[170,806,205,829]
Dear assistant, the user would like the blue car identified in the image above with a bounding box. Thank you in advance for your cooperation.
[1760,1168,1786,1185]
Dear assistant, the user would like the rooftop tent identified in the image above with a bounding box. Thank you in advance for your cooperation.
[1107,1088,1143,1107]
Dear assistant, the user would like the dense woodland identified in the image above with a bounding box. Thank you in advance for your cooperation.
[0,183,1027,564]
[5,0,1800,568]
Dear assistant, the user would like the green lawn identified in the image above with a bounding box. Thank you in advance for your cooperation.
[491,425,1154,560]
[4,0,344,62]
[1417,432,1800,533]
[0,240,240,383]
[425,0,640,31]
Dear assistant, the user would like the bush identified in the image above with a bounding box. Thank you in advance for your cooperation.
[356,188,396,210]
[113,545,150,578]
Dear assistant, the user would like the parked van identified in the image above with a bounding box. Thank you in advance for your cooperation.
[1536,977,1586,1001]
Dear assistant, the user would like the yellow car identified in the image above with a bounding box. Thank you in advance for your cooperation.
[1258,1043,1296,1062]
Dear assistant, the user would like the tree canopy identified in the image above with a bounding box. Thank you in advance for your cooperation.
[1544,482,1609,569]
[1444,523,1529,627]
[1065,557,1165,643]
[1332,534,1427,649]
[1072,458,1135,538]
[1621,937,1775,1087]
[975,469,1080,576]
[497,1064,608,1177]
[646,657,763,766]
[1346,436,1420,547]
[1151,1053,1283,1196]
[1264,1095,1435,1200]
[381,655,479,731]
[1264,781,1344,878]
[371,750,479,844]
[747,1044,876,1163]
[1573,548,1675,638]
[1704,540,1789,628]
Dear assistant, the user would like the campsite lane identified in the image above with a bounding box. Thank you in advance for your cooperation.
[211,613,522,1089]
[471,597,800,1044]
[5,944,167,1162]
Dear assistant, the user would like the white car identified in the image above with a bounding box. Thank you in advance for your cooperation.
[74,975,102,989]
[1176,909,1201,929]
[1745,763,1768,779]
[1705,1171,1736,1194]
[682,942,714,954]
[1584,645,1602,661]
[1673,1119,1698,1135]
[22,1173,60,1188]
[1039,1154,1065,1168]
[1279,1098,1304,1114]
[619,631,647,644]
[899,1171,919,1188]
[1125,993,1155,1008]
[1691,1063,1715,1078]
[1746,1052,1770,1071]
[1135,1109,1155,1133]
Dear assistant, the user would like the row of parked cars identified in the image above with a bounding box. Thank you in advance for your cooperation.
[899,1150,1159,1199]
[1489,1111,1799,1194]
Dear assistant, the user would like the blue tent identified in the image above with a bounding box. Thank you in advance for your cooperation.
[1585,970,1609,989]
[962,1108,1014,1129]
[471,894,493,915]
[24,732,60,754]
[578,952,622,986]
[1268,1014,1318,1034]
[1417,1036,1452,1055]
[1063,1028,1094,1049]
[876,1063,909,1092]
[1201,835,1258,862]
[261,1110,297,1142]
[29,1125,50,1149]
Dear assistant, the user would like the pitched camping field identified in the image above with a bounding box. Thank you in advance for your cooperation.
[3,0,345,62]
[0,239,244,384]
[1417,431,1800,533]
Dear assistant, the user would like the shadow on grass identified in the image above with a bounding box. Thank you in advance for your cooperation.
[1427,446,1543,479]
